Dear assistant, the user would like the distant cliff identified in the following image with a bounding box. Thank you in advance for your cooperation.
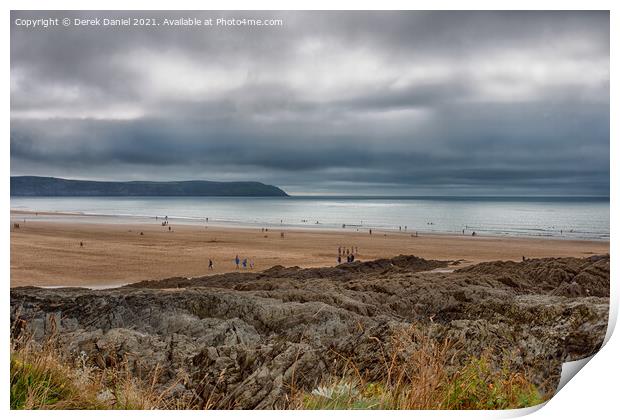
[10,176,288,197]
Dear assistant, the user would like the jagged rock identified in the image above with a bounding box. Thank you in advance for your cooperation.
[10,254,609,408]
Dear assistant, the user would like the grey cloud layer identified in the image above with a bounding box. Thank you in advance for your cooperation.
[10,11,609,195]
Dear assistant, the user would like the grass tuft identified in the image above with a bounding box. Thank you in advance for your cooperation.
[296,326,547,410]
[10,337,189,410]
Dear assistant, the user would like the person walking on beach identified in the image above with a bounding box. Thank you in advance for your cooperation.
[369,229,372,235]
[242,258,248,269]
[209,259,214,270]
[337,255,342,264]
[250,260,254,269]
[235,255,240,269]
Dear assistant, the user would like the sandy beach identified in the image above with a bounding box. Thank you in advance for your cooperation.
[10,211,609,288]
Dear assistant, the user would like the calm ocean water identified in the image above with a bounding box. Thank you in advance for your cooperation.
[10,196,609,240]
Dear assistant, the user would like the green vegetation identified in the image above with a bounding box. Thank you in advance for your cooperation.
[297,328,547,410]
[299,355,545,410]
[10,341,187,410]
[10,176,288,197]
[443,356,544,409]
[11,347,104,409]
[11,326,547,410]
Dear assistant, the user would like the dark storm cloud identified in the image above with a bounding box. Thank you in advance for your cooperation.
[10,11,609,195]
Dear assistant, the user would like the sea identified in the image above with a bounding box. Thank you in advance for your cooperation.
[10,196,610,241]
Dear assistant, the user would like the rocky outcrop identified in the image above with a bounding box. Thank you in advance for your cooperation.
[10,254,609,409]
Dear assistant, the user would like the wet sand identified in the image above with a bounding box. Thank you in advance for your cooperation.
[10,212,609,288]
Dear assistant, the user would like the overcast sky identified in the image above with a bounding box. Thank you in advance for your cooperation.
[10,11,609,195]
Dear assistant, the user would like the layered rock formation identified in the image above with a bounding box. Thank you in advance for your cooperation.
[10,254,609,408]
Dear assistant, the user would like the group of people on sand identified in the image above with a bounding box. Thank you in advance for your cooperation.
[234,254,255,270]
[337,246,359,264]
[156,215,172,231]
[202,252,256,272]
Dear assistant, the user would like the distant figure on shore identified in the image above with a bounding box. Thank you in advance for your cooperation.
[462,229,465,235]
[337,255,342,264]
[235,255,240,269]
[280,232,284,238]
[399,226,402,231]
[522,256,526,261]
[206,217,209,222]
[369,229,372,235]
[242,258,248,269]
[472,231,476,236]
[165,215,168,220]
[415,231,418,237]
[168,226,171,231]
[338,246,341,256]
[342,224,346,229]
[351,254,355,262]
[209,259,214,270]
[80,241,83,247]
[250,260,254,269]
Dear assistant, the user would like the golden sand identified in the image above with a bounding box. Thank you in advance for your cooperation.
[10,213,609,287]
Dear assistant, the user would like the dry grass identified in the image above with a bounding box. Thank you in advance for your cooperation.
[296,326,548,410]
[10,333,191,410]
[11,322,547,410]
